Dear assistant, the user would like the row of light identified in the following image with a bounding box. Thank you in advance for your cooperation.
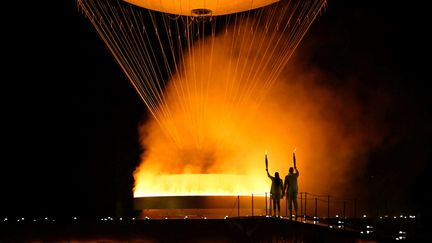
[2,216,412,240]
[3,217,55,222]
[3,214,417,222]
[379,215,416,219]
[2,217,140,222]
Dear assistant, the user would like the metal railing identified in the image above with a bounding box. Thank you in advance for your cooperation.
[228,191,358,220]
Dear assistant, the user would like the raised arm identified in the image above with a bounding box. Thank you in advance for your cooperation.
[293,151,299,176]
[266,169,272,179]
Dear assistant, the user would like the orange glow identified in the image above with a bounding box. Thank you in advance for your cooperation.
[134,174,268,197]
[133,24,295,197]
[76,0,334,198]
[124,0,279,16]
[129,0,384,199]
[133,17,384,198]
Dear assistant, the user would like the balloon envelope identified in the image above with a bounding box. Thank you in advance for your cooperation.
[124,0,279,16]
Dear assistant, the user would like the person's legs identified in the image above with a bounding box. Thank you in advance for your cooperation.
[272,199,277,217]
[288,192,293,220]
[276,200,281,217]
[269,197,273,216]
[293,191,298,220]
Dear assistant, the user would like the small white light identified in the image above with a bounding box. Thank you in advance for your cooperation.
[73,217,77,220]
[362,214,367,218]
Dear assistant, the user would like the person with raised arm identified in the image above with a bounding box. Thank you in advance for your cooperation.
[284,150,300,220]
[265,153,284,218]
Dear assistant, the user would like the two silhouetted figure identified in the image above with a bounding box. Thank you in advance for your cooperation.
[265,152,300,220]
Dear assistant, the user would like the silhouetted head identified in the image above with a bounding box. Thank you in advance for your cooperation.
[289,167,294,173]
[275,172,280,179]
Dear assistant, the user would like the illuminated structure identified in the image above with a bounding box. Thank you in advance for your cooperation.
[124,0,279,16]
[78,0,327,211]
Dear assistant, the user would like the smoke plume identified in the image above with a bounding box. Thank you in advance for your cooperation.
[133,17,386,199]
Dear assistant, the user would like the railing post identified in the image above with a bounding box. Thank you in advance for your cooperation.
[238,195,240,217]
[304,192,307,219]
[315,197,317,219]
[354,198,357,218]
[252,193,254,216]
[343,200,346,219]
[300,192,303,216]
[265,192,268,216]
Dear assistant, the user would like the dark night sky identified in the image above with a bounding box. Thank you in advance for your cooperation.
[2,0,430,219]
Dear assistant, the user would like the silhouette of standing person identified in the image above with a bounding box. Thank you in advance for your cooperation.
[284,151,299,220]
[266,168,284,218]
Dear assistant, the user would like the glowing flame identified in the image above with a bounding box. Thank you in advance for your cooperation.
[134,174,268,197]
[77,0,384,200]
[132,3,382,199]
[133,24,294,197]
